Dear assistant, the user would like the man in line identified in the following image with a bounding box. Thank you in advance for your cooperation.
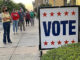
[11,9,19,35]
[30,11,35,26]
[18,8,25,31]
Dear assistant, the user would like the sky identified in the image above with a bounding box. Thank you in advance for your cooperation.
[12,0,35,11]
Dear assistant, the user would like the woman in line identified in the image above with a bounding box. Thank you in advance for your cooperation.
[25,11,30,26]
[11,9,19,35]
[2,6,12,44]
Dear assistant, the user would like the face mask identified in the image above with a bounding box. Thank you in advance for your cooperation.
[5,9,8,12]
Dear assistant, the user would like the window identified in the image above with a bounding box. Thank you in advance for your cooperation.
[67,0,70,4]
[45,0,49,4]
[76,0,80,5]
[64,0,76,6]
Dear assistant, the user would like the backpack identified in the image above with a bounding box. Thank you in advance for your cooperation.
[30,12,34,18]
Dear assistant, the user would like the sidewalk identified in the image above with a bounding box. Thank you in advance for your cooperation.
[0,18,40,60]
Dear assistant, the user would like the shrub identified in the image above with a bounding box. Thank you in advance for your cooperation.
[41,43,80,60]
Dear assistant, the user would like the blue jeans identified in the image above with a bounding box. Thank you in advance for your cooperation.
[3,22,11,43]
[30,18,34,26]
[13,20,18,32]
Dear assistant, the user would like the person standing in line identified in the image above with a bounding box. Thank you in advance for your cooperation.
[18,8,25,31]
[11,9,20,35]
[1,6,12,44]
[25,11,30,26]
[30,11,35,26]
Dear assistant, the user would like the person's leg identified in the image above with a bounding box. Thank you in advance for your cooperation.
[33,18,34,26]
[26,20,28,26]
[26,20,27,26]
[19,21,22,31]
[30,18,33,26]
[6,22,12,43]
[3,23,7,44]
[13,20,16,33]
[30,18,31,26]
[18,21,20,30]
[28,20,29,26]
[22,21,25,31]
[31,18,34,26]
[15,20,18,33]
[32,18,34,26]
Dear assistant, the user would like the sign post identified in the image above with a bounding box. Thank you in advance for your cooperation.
[39,6,79,50]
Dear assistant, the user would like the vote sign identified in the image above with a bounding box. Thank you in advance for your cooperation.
[39,6,79,50]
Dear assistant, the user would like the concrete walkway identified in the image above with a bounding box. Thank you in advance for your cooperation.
[0,18,40,60]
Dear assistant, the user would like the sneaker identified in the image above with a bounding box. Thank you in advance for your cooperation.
[8,41,12,43]
[14,32,15,35]
[3,42,6,44]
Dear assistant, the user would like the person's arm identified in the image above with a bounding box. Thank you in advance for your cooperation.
[2,13,6,21]
[5,13,11,20]
[3,18,6,21]
[6,16,11,20]
[16,13,20,20]
[8,13,12,23]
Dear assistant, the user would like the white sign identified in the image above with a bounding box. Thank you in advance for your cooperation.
[39,7,79,50]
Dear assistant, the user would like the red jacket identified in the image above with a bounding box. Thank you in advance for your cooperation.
[11,12,20,20]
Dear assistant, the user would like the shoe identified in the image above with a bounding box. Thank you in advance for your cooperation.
[3,42,6,44]
[16,32,18,34]
[8,41,12,43]
[14,32,15,35]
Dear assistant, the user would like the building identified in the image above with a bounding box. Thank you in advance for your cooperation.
[76,0,80,5]
[52,0,64,6]
[49,0,80,6]
[64,0,80,6]
[33,0,80,12]
[64,0,76,6]
[33,0,43,10]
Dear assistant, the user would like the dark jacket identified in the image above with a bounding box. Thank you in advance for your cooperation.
[18,12,25,21]
[26,13,30,20]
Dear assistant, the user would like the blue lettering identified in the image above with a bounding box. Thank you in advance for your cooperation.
[52,21,60,36]
[43,21,51,36]
[61,21,68,35]
[42,20,76,36]
[69,20,76,35]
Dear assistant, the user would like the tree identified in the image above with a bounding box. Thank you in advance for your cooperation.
[0,0,27,13]
[18,3,27,12]
[0,0,3,13]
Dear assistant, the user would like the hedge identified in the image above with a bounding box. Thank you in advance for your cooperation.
[41,43,80,60]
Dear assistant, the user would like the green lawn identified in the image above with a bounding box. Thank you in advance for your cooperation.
[41,43,80,60]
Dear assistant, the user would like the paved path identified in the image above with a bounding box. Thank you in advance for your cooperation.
[0,22,2,31]
[0,18,40,60]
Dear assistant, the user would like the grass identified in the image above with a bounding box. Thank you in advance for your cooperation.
[41,43,80,60]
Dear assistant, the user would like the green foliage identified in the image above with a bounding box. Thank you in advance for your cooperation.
[41,43,80,60]
[0,0,3,13]
[0,0,26,13]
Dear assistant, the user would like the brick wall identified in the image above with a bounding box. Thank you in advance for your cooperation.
[55,0,64,6]
[49,0,64,6]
